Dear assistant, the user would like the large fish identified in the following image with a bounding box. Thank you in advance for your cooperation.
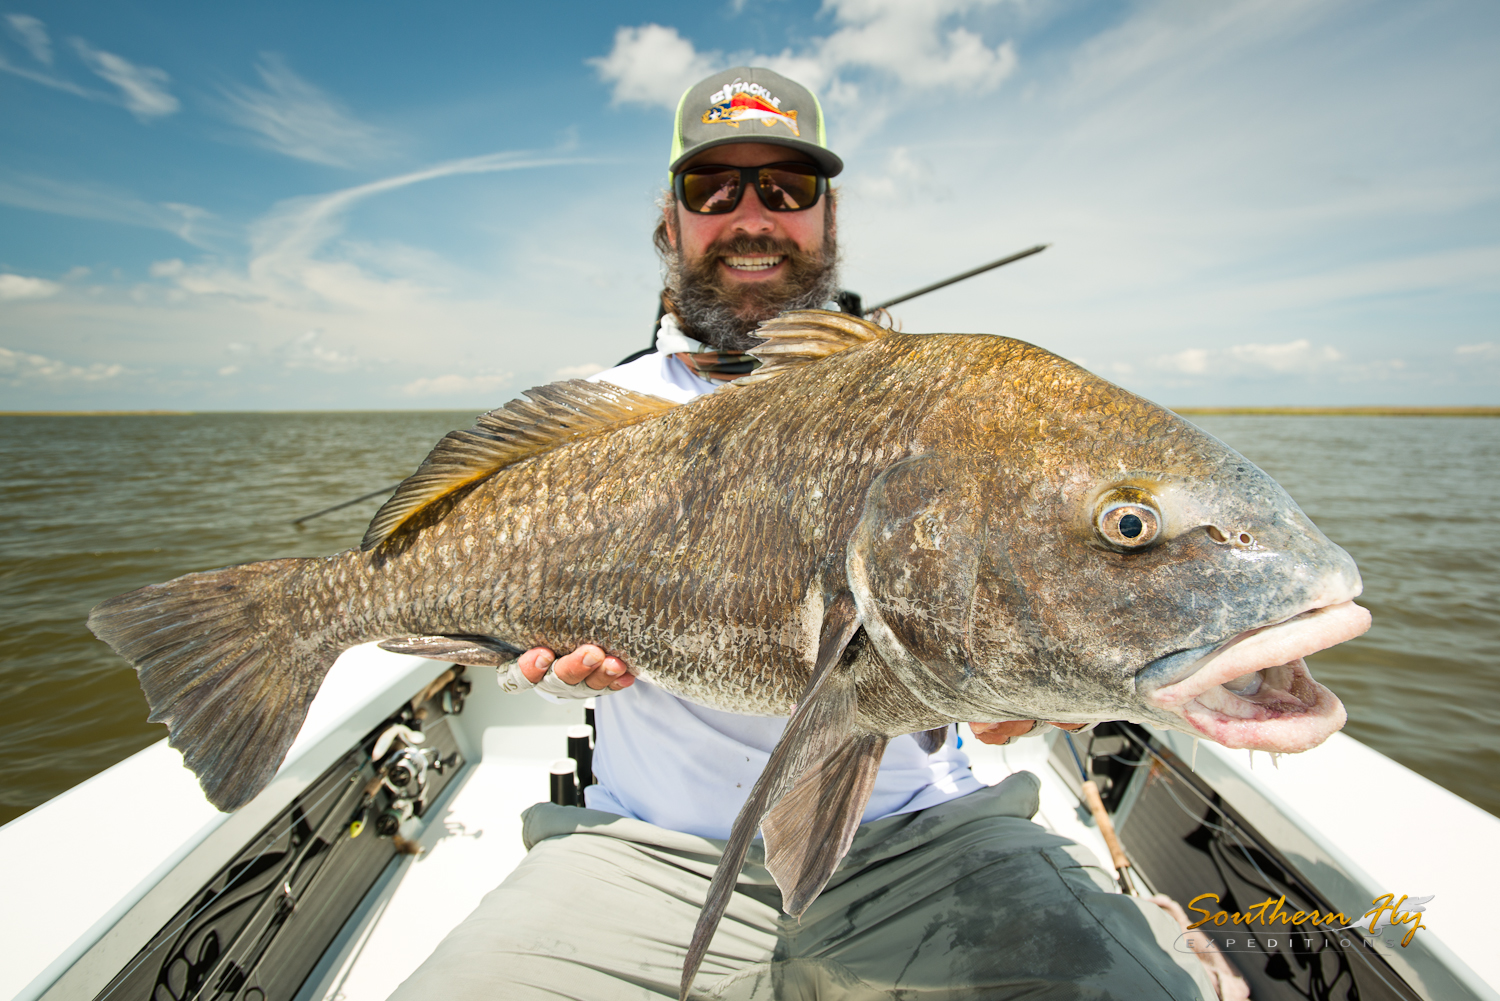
[89,311,1370,998]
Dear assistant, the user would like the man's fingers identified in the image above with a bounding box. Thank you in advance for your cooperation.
[969,720,1037,745]
[599,656,634,691]
[551,645,635,690]
[517,645,635,691]
[549,645,599,685]
[968,720,1091,745]
[518,647,555,685]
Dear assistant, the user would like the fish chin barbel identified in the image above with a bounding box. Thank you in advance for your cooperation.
[87,311,1370,999]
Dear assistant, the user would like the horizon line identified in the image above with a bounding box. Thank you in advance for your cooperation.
[3,406,1499,418]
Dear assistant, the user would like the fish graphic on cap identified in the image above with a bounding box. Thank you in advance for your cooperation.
[702,91,800,136]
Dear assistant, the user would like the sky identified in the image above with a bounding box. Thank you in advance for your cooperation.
[0,0,1496,411]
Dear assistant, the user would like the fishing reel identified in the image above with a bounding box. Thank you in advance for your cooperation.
[350,722,459,842]
[441,674,472,715]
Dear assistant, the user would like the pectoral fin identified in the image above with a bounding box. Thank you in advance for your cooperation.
[377,634,523,666]
[680,591,861,1000]
[914,725,948,753]
[762,733,888,917]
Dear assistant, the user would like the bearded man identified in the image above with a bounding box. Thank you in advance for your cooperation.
[390,68,1218,1001]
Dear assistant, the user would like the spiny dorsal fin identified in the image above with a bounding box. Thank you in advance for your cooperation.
[362,379,678,550]
[732,309,890,388]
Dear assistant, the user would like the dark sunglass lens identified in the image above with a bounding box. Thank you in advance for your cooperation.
[682,169,742,213]
[757,166,820,211]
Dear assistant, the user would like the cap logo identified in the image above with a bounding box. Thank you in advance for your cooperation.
[701,79,800,137]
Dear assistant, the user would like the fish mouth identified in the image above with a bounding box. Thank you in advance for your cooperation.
[1140,601,1371,753]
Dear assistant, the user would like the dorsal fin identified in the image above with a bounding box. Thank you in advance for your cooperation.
[361,379,678,550]
[732,309,890,388]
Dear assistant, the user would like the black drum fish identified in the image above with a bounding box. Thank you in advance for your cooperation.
[88,310,1370,997]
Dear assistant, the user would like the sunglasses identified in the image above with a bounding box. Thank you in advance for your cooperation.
[674,162,827,215]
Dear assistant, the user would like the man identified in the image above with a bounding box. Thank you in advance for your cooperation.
[392,68,1217,1000]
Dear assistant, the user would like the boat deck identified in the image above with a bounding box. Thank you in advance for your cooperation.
[5,646,1498,1001]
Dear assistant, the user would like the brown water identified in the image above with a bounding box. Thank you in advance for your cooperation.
[0,413,1495,826]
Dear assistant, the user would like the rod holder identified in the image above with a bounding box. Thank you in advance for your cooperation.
[549,758,578,806]
[567,724,595,790]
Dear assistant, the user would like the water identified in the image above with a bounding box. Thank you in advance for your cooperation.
[0,413,1495,827]
[0,412,475,827]
[1189,416,1500,817]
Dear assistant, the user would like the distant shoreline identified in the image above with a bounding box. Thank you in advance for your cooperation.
[0,410,196,416]
[1174,407,1500,417]
[2,406,1498,418]
[0,409,478,416]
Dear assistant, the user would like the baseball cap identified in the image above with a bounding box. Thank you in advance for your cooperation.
[669,67,843,178]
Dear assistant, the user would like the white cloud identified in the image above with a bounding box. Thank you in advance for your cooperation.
[156,150,591,310]
[0,174,221,247]
[809,0,1017,92]
[556,362,605,378]
[1159,348,1209,374]
[0,346,123,382]
[401,372,514,398]
[589,25,719,109]
[5,14,52,64]
[1226,339,1343,373]
[0,18,183,120]
[0,273,61,300]
[851,146,951,202]
[72,39,179,120]
[592,1,1017,112]
[220,54,395,167]
[0,50,97,98]
[280,330,359,372]
[1456,342,1498,359]
[1156,339,1344,377]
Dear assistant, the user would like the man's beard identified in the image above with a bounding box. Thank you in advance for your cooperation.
[663,223,840,353]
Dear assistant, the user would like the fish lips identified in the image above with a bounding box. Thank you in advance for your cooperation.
[1136,601,1371,753]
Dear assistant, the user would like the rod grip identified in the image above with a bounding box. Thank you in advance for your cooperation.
[1081,780,1133,884]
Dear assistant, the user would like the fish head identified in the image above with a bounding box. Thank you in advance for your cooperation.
[851,337,1369,754]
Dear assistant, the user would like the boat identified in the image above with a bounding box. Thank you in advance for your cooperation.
[3,645,1497,1001]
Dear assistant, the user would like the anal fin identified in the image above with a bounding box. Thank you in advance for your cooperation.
[378,634,523,666]
[680,592,861,1000]
[762,733,888,917]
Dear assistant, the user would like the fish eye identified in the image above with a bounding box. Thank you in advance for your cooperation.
[1094,492,1163,550]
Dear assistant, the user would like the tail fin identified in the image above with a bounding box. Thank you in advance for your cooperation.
[87,558,338,812]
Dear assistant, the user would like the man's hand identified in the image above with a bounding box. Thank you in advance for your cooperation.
[969,720,1089,746]
[518,645,634,692]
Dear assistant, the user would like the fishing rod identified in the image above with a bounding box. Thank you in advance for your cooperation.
[292,243,1051,525]
[292,483,401,526]
[862,243,1049,315]
[1064,730,1138,895]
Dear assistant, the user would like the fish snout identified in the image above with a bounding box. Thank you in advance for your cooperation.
[1137,601,1371,753]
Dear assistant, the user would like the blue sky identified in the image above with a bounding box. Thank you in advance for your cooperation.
[1,0,1496,410]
